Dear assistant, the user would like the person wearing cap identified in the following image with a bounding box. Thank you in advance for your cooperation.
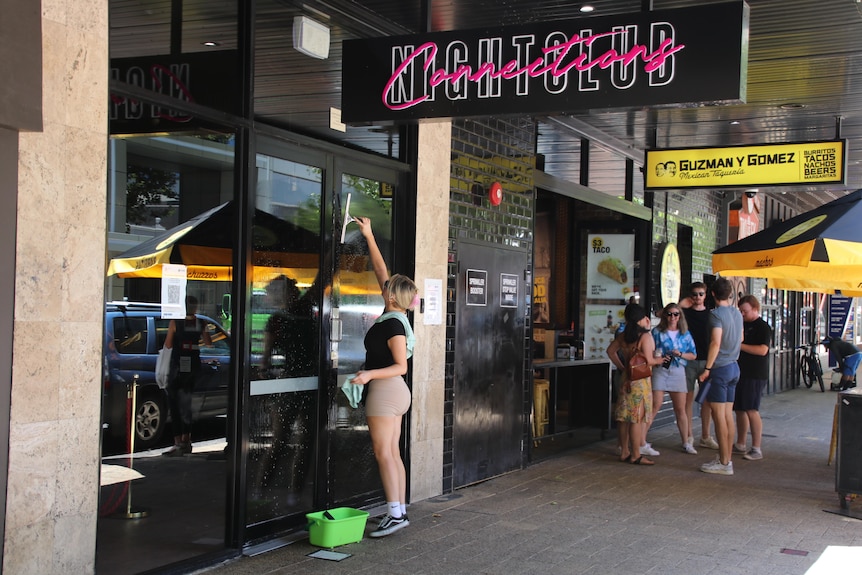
[823,335,862,391]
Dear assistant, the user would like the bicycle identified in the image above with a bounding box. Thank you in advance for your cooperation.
[798,344,825,392]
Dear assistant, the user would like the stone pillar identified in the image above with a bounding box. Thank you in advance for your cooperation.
[409,120,451,501]
[4,1,108,573]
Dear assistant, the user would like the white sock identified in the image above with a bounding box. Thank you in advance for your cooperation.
[388,501,402,519]
[400,503,407,516]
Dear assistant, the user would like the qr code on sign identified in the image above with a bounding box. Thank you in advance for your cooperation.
[167,284,181,305]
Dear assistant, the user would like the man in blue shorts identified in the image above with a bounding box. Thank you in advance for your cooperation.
[824,336,862,391]
[697,277,742,476]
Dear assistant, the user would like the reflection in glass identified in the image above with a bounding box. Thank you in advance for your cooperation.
[99,130,235,574]
[247,155,322,523]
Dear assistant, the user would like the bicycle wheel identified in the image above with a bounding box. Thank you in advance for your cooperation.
[813,357,825,392]
[800,361,813,388]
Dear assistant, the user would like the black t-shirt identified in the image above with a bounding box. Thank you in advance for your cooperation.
[829,338,859,360]
[683,307,711,360]
[364,317,407,370]
[738,317,772,380]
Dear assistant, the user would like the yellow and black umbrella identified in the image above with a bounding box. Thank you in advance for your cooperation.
[107,201,319,281]
[712,189,862,294]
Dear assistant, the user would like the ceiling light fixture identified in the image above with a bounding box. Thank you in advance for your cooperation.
[201,41,220,47]
[580,5,595,13]
[729,120,740,125]
[780,103,807,110]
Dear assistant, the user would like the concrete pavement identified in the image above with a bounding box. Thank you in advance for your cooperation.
[199,387,862,575]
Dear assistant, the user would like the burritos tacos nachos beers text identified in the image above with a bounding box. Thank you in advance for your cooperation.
[597,257,627,284]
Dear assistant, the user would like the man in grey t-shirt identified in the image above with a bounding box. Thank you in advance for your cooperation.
[696,277,742,475]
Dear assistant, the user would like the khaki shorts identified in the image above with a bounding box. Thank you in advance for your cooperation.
[685,359,707,393]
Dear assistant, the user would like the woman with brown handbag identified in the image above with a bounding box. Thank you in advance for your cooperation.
[607,304,663,465]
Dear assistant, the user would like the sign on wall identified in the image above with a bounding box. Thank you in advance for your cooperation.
[585,305,627,360]
[645,140,846,189]
[342,2,749,123]
[500,273,519,308]
[466,269,488,306]
[586,234,634,300]
[658,243,681,307]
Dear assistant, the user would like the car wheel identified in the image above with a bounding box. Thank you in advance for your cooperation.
[134,392,166,450]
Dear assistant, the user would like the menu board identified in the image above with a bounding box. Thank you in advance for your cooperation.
[584,305,627,360]
[586,234,635,300]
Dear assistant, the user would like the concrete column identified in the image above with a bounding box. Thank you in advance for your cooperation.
[4,1,108,573]
[409,120,451,501]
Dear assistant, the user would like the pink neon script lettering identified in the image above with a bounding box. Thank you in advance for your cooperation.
[381,30,685,110]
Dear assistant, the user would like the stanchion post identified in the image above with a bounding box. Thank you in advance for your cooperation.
[116,375,148,519]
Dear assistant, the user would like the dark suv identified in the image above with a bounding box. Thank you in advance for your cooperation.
[103,302,231,450]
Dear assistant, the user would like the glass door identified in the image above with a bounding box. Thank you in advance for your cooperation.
[244,142,407,535]
[246,149,323,527]
[329,161,399,507]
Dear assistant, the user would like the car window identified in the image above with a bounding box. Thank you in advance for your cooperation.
[113,317,148,355]
[153,316,230,355]
[155,318,171,349]
[203,322,230,354]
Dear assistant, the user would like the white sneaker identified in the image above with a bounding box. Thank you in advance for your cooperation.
[700,459,733,475]
[743,448,763,461]
[640,443,660,456]
[699,436,719,450]
[687,436,694,447]
[732,443,748,454]
[682,443,698,455]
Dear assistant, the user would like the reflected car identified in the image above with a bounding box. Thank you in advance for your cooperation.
[103,302,231,450]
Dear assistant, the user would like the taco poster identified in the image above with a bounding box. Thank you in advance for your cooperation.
[586,234,634,300]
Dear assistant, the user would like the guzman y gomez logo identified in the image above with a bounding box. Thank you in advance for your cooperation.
[383,26,683,111]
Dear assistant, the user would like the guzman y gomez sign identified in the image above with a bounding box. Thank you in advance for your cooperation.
[342,1,748,123]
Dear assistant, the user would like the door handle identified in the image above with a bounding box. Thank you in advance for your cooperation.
[331,308,342,342]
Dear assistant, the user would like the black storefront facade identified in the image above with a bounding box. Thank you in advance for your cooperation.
[96,2,814,573]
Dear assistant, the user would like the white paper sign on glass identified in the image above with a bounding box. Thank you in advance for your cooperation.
[161,264,188,319]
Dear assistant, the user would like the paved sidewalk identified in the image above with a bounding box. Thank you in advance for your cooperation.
[200,388,862,575]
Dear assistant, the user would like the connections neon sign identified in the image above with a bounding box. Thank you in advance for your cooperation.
[342,1,749,123]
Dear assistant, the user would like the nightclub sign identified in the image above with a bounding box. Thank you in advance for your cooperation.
[342,1,749,123]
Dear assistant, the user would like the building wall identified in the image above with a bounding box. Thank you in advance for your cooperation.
[4,1,108,573]
[444,117,536,492]
[650,189,724,291]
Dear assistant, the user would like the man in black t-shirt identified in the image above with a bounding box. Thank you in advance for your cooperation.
[733,295,772,461]
[681,282,715,451]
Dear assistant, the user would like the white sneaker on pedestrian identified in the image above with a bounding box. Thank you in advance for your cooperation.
[700,459,733,475]
[699,436,719,450]
[687,436,694,447]
[682,443,698,455]
[640,443,660,456]
[732,443,748,454]
[743,448,763,461]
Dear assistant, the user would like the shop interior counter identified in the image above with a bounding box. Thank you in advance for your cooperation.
[532,358,613,440]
